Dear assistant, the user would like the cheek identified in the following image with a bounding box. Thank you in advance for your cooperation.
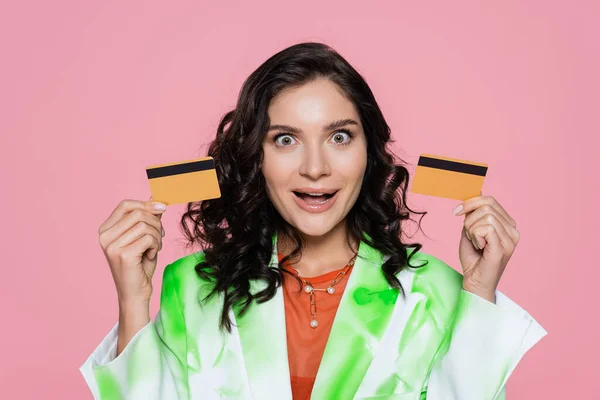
[337,149,367,185]
[261,151,293,196]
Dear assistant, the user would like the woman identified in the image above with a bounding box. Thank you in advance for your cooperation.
[80,42,546,399]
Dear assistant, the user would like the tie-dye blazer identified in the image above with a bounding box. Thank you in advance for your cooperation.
[80,233,546,399]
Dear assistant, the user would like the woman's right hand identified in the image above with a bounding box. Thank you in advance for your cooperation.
[99,197,167,306]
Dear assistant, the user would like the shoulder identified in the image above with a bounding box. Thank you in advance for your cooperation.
[161,251,209,296]
[400,247,464,302]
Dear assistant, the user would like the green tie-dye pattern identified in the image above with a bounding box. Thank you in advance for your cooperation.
[175,253,246,395]
[375,374,404,395]
[177,251,247,397]
[311,240,399,399]
[374,253,463,395]
[95,368,122,399]
[497,386,507,400]
[93,259,190,399]
[235,275,293,399]
[84,232,530,399]
[125,323,160,388]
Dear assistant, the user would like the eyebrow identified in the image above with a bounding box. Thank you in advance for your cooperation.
[267,118,359,133]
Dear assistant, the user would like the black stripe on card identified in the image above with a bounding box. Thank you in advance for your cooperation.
[146,159,215,179]
[418,156,487,176]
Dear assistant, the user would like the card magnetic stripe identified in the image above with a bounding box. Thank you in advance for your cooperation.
[146,159,215,179]
[417,156,487,177]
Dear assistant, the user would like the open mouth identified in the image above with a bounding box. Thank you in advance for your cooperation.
[292,191,338,204]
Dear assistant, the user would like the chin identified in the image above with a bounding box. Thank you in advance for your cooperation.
[287,214,342,238]
[294,224,334,238]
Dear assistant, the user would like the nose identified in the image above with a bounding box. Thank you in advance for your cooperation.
[298,144,331,180]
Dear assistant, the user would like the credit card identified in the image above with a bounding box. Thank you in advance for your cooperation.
[410,154,488,201]
[146,156,221,205]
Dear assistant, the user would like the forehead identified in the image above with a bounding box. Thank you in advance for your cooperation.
[268,79,359,126]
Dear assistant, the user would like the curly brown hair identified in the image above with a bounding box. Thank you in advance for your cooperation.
[180,42,428,332]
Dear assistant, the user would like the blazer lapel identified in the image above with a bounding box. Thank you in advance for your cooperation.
[311,236,399,399]
[234,234,292,399]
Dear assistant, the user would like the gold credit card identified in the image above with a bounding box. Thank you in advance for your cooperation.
[410,154,488,201]
[146,156,221,206]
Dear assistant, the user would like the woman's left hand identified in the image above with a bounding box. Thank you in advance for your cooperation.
[453,192,520,302]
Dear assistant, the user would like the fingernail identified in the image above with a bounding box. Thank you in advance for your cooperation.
[466,231,471,240]
[453,205,463,215]
[153,202,167,210]
[161,227,165,237]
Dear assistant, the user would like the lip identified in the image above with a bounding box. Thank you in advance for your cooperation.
[292,190,339,214]
[292,187,338,195]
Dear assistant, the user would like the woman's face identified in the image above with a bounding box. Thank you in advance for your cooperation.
[262,78,368,238]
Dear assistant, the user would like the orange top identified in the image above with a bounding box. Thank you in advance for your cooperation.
[278,252,354,400]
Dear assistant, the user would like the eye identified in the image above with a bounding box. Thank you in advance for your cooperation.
[330,129,353,145]
[274,134,296,146]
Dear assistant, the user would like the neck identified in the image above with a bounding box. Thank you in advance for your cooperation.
[277,220,359,278]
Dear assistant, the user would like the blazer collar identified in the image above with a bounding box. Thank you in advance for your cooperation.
[311,233,398,399]
[234,232,398,399]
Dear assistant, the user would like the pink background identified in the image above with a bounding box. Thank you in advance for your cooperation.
[1,1,597,398]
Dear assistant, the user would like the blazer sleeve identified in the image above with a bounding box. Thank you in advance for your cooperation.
[79,263,189,399]
[424,289,547,400]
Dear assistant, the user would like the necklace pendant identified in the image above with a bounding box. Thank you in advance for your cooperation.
[326,286,335,295]
[310,319,318,328]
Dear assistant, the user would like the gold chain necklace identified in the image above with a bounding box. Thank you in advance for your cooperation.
[293,254,357,329]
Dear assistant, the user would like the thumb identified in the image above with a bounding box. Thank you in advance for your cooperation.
[149,195,164,220]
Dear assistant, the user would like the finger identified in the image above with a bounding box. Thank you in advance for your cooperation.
[463,226,472,241]
[145,236,160,261]
[463,205,514,242]
[487,196,516,228]
[122,234,160,262]
[470,213,516,253]
[109,218,163,252]
[470,208,520,247]
[465,191,484,247]
[460,217,479,249]
[149,196,165,236]
[100,199,166,234]
[472,223,501,257]
[455,195,516,228]
[150,196,164,221]
[149,197,166,237]
[101,209,163,250]
[120,209,163,238]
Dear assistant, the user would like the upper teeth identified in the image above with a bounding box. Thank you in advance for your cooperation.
[306,193,327,196]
